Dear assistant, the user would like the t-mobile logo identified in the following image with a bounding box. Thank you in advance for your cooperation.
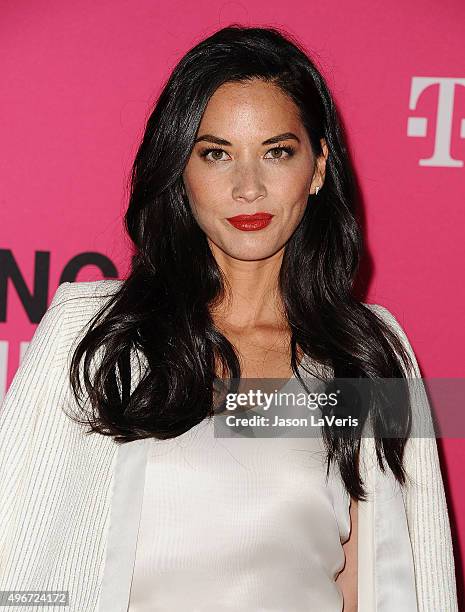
[407,77,465,167]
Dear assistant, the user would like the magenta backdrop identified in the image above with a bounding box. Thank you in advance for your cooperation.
[1,0,464,599]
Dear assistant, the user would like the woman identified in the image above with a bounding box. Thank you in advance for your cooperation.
[0,25,458,612]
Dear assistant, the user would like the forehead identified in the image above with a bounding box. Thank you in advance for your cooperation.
[198,80,303,136]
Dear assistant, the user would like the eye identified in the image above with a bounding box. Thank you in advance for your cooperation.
[199,148,230,162]
[264,145,296,160]
[198,144,296,163]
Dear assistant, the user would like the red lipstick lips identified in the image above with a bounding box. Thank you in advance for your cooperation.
[226,212,274,231]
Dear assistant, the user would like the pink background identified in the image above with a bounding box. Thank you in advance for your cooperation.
[1,0,464,601]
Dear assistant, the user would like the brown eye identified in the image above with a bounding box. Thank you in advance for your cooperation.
[199,148,228,162]
[264,145,295,160]
[210,150,225,161]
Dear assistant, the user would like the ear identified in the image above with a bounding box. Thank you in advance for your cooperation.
[309,138,328,195]
[180,179,187,198]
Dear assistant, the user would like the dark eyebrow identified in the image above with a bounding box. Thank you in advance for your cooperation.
[193,132,301,146]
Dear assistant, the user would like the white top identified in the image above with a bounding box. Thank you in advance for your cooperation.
[0,280,458,612]
[128,373,351,611]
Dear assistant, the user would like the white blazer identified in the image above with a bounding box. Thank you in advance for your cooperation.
[0,280,459,611]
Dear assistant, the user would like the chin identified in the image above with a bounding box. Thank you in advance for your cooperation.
[224,246,282,261]
[208,234,284,262]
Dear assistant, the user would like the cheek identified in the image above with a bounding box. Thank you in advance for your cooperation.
[273,178,310,218]
[276,162,312,198]
[184,164,219,202]
[186,188,221,232]
[185,174,224,216]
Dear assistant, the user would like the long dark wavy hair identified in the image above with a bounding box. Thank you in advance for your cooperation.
[67,24,415,501]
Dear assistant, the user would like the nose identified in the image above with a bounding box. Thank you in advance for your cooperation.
[231,163,266,204]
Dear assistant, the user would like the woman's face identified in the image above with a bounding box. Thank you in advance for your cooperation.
[182,79,327,262]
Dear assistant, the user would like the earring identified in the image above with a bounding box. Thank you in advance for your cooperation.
[315,185,321,195]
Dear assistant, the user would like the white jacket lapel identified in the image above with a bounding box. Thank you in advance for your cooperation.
[97,438,150,612]
[358,434,418,611]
